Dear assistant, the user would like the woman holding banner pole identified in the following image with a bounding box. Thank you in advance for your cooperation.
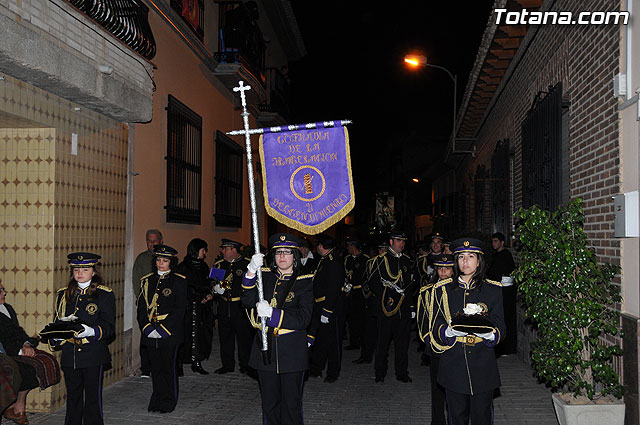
[241,233,314,425]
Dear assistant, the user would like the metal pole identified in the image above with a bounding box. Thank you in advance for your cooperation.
[233,81,269,364]
[226,120,352,136]
[424,63,457,145]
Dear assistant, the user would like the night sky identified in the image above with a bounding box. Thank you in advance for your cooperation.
[289,1,495,210]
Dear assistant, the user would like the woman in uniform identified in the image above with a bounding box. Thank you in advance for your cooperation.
[177,238,214,375]
[137,245,187,413]
[432,238,505,425]
[52,252,116,425]
[241,233,314,425]
[416,254,454,425]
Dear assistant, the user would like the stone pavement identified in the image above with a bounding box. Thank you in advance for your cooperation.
[26,338,559,425]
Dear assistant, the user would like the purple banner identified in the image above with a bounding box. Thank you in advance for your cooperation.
[259,126,355,234]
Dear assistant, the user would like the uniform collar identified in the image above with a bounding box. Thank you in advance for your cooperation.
[387,247,402,258]
[276,270,293,280]
[458,276,477,289]
[77,280,91,294]
[321,248,334,258]
[157,270,170,277]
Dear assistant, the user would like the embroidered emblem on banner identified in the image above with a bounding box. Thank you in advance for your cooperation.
[260,126,355,234]
[86,303,98,315]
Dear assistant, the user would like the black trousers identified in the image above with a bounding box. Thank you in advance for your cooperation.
[257,370,305,425]
[147,344,180,412]
[309,313,343,378]
[139,340,151,374]
[445,389,494,425]
[429,354,447,425]
[360,306,378,361]
[374,313,410,379]
[346,291,365,347]
[218,301,253,370]
[62,365,104,425]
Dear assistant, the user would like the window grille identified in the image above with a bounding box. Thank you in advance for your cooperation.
[214,131,243,228]
[166,95,202,224]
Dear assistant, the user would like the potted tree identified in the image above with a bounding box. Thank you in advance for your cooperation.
[513,199,624,425]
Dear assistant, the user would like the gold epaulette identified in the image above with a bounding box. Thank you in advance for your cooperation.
[417,254,428,259]
[244,257,251,261]
[141,272,153,279]
[297,273,315,280]
[214,259,223,266]
[486,279,503,287]
[328,253,334,261]
[434,278,453,289]
[402,253,410,259]
[363,254,370,259]
[378,252,387,258]
[97,285,112,292]
[174,273,187,279]
[56,287,65,293]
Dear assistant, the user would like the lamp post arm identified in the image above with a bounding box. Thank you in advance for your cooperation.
[425,63,457,141]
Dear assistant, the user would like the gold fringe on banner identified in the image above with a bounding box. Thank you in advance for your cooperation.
[259,127,355,235]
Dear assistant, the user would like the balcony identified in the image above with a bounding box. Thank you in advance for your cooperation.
[213,1,267,103]
[255,68,291,126]
[65,0,156,60]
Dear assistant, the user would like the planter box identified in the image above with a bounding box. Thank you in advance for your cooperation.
[552,393,625,425]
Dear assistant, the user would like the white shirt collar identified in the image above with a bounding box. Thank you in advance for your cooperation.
[0,304,9,319]
[78,280,91,289]
[158,270,170,276]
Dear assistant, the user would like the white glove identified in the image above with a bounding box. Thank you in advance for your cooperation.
[256,300,273,318]
[60,315,78,322]
[445,326,468,338]
[76,324,95,338]
[213,284,225,295]
[320,315,330,324]
[343,283,352,293]
[148,329,162,339]
[475,331,496,341]
[411,312,416,319]
[248,253,264,274]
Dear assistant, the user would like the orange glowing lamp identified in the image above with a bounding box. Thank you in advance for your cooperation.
[404,55,427,68]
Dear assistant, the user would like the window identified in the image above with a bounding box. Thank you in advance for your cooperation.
[170,0,204,41]
[521,82,569,211]
[166,95,202,224]
[215,131,243,227]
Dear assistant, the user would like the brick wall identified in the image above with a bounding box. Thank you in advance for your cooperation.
[456,0,622,371]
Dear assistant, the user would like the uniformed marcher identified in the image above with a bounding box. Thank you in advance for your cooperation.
[353,240,387,364]
[52,252,116,425]
[137,245,187,413]
[241,233,314,425]
[367,231,415,383]
[416,253,455,425]
[298,238,318,275]
[432,238,506,425]
[211,239,253,374]
[343,238,369,351]
[307,234,345,382]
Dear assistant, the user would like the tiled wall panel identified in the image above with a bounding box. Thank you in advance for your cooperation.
[0,74,127,412]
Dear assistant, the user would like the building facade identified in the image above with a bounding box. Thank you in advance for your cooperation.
[0,0,304,412]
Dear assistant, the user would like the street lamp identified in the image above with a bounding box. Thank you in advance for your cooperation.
[404,54,457,143]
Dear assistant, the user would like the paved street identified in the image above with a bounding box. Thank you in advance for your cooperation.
[27,338,558,425]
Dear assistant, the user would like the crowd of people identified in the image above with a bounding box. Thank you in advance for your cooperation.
[0,227,516,425]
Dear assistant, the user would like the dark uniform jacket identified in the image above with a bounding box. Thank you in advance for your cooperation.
[53,285,116,369]
[308,250,345,338]
[214,256,251,315]
[366,249,415,319]
[137,271,187,347]
[344,253,369,294]
[300,254,319,275]
[432,277,506,395]
[414,254,431,287]
[0,303,38,355]
[241,268,314,374]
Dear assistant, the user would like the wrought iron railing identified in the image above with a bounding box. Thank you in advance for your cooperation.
[214,1,266,85]
[258,68,291,119]
[65,0,156,60]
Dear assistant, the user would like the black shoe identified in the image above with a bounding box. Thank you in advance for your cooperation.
[397,375,412,383]
[214,367,233,374]
[308,370,322,378]
[375,376,384,383]
[344,345,360,351]
[191,361,209,375]
[324,376,338,383]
